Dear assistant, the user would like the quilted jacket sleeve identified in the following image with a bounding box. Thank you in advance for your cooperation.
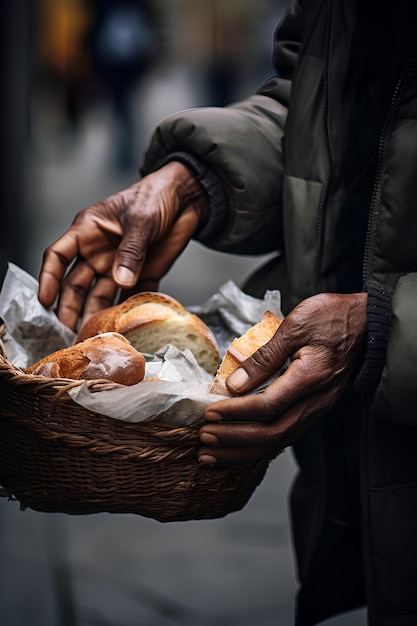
[372,274,417,425]
[140,1,302,255]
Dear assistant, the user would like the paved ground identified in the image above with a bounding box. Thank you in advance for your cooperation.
[0,65,367,625]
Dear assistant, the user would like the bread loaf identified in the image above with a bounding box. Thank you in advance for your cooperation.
[26,332,146,385]
[75,292,220,375]
[210,310,282,396]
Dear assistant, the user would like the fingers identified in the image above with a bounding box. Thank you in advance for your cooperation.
[55,260,95,329]
[201,408,305,447]
[115,204,200,290]
[199,445,276,465]
[38,169,202,327]
[38,212,122,320]
[105,199,148,289]
[199,419,292,465]
[199,359,341,465]
[199,387,336,465]
[112,242,145,290]
[38,233,80,308]
[54,258,117,330]
[225,318,299,395]
[210,352,332,425]
[38,265,63,310]
[198,294,368,466]
[81,276,118,323]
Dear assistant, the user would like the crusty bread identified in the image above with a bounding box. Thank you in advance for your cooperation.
[26,332,146,385]
[210,310,282,396]
[75,292,220,375]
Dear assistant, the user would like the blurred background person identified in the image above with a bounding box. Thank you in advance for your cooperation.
[86,0,161,171]
[173,0,286,107]
[34,0,93,140]
[174,0,253,107]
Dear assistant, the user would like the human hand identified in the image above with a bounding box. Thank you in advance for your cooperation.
[199,292,367,464]
[38,162,208,330]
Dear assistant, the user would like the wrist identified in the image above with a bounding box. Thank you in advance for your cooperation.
[161,161,209,220]
[354,282,394,392]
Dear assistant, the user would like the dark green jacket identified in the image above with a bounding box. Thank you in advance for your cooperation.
[142,2,417,624]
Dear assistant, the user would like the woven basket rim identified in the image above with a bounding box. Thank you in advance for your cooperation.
[0,350,205,437]
[0,321,272,521]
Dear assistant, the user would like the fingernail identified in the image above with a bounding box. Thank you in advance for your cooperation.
[200,432,218,444]
[205,410,222,422]
[199,454,218,465]
[228,368,249,390]
[115,265,135,286]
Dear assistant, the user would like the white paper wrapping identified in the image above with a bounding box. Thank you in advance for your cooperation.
[0,263,75,368]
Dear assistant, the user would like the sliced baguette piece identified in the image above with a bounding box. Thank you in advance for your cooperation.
[26,332,146,385]
[210,310,283,396]
[75,292,220,375]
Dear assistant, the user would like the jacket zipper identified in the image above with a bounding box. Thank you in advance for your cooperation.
[312,0,333,295]
[360,51,417,626]
[362,54,417,288]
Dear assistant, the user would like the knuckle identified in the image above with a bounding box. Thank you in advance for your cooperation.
[65,280,88,300]
[118,239,146,264]
[251,342,279,371]
[105,192,126,215]
[43,247,72,271]
[71,207,89,224]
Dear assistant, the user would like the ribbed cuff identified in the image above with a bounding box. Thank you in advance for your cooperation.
[159,152,229,242]
[354,281,394,392]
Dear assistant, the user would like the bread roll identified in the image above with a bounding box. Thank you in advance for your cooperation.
[75,292,220,375]
[26,332,146,385]
[210,310,282,396]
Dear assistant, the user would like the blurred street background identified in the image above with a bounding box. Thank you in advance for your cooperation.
[0,1,366,624]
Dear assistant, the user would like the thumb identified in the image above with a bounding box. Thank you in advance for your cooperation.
[112,230,149,289]
[226,325,296,395]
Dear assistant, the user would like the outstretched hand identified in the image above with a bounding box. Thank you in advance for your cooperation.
[199,292,368,464]
[38,162,208,330]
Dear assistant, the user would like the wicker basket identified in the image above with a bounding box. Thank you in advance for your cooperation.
[0,329,270,522]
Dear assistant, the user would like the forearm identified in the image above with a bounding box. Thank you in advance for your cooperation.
[140,95,287,254]
[139,2,304,254]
